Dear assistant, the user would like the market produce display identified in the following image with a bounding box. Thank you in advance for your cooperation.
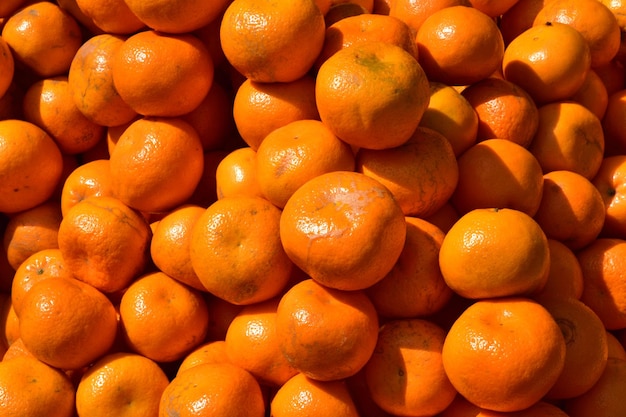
[0,0,626,416]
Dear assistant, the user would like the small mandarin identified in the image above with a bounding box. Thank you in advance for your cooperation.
[215,147,265,199]
[439,208,550,299]
[356,126,459,218]
[158,362,266,417]
[1,1,83,77]
[22,76,105,155]
[68,33,138,127]
[415,5,505,86]
[0,355,75,417]
[0,119,63,214]
[529,101,605,180]
[57,195,151,293]
[364,319,457,416]
[366,217,452,319]
[270,372,360,417]
[109,117,205,213]
[256,119,356,209]
[19,276,118,370]
[279,171,407,291]
[275,279,379,381]
[190,195,294,305]
[75,0,145,34]
[119,271,210,363]
[442,297,566,412]
[220,0,326,83]
[534,170,606,250]
[224,297,298,387]
[59,159,114,216]
[451,138,545,216]
[538,296,609,399]
[316,41,430,150]
[112,30,214,117]
[593,155,626,239]
[75,352,170,417]
[502,22,591,104]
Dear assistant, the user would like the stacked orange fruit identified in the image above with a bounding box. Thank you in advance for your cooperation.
[0,0,626,416]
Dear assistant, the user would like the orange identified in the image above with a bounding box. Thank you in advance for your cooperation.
[75,0,145,34]
[220,0,326,83]
[418,81,479,157]
[570,69,609,120]
[366,217,452,319]
[19,276,118,370]
[190,196,294,305]
[119,271,210,363]
[0,119,63,214]
[177,340,231,375]
[356,126,458,218]
[529,101,605,180]
[533,239,585,301]
[0,355,75,417]
[57,195,152,293]
[112,30,214,117]
[450,138,544,216]
[22,76,105,155]
[563,358,626,417]
[533,0,621,68]
[603,88,626,154]
[159,362,266,417]
[256,119,356,208]
[1,1,82,77]
[315,41,430,150]
[215,147,265,199]
[10,248,72,317]
[279,171,407,291]
[468,0,520,17]
[460,77,539,147]
[439,208,550,299]
[364,318,457,416]
[181,81,236,151]
[275,278,379,381]
[534,170,606,250]
[499,0,552,45]
[59,159,113,216]
[315,13,417,70]
[538,296,608,399]
[224,297,299,387]
[76,352,170,417]
[232,75,320,151]
[577,238,626,330]
[270,372,360,417]
[3,200,62,271]
[389,0,471,34]
[502,22,591,104]
[593,155,626,238]
[442,297,566,412]
[415,6,505,86]
[68,33,138,127]
[0,36,13,99]
[108,117,205,213]
[124,0,231,34]
[150,204,206,291]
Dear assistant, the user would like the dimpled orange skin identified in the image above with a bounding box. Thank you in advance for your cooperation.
[279,171,407,291]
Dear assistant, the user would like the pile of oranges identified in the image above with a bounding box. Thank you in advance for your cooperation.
[0,0,626,415]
